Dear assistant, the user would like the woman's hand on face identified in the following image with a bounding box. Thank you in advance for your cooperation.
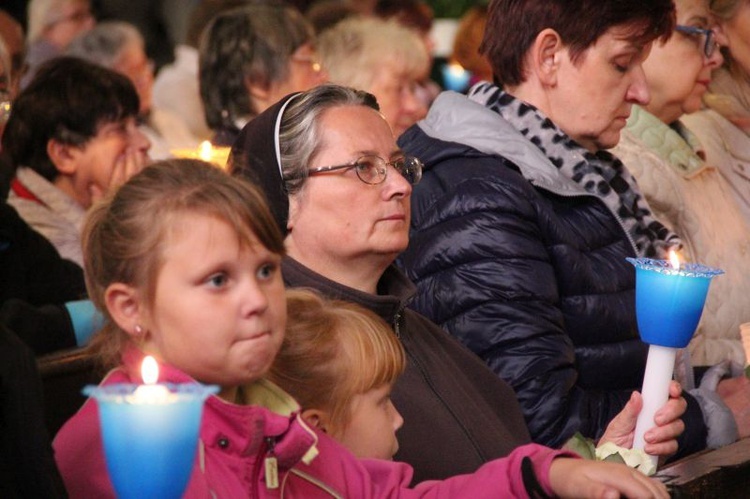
[599,381,685,457]
[89,147,151,205]
[549,458,669,499]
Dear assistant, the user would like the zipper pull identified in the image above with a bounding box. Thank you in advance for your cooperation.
[264,437,279,490]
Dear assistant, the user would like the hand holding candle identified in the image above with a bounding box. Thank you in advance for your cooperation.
[84,356,218,499]
[627,251,722,469]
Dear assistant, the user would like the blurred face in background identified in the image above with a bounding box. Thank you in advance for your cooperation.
[43,0,95,49]
[714,0,750,76]
[642,0,723,123]
[114,42,154,115]
[368,58,427,138]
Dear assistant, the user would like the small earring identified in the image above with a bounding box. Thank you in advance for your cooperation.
[135,325,143,335]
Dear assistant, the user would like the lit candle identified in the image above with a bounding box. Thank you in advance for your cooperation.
[441,62,471,92]
[130,355,171,403]
[84,358,218,498]
[171,141,231,169]
[627,252,723,470]
[199,140,213,162]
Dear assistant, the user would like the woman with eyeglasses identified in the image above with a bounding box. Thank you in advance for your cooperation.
[682,0,750,223]
[610,0,750,373]
[228,83,687,485]
[199,3,328,147]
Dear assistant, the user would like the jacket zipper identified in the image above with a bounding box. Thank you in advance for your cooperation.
[264,437,279,490]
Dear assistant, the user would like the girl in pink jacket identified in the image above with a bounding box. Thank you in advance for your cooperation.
[53,158,668,498]
[269,289,407,461]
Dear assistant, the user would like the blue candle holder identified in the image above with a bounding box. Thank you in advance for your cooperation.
[84,383,218,499]
[626,257,722,467]
[626,258,723,347]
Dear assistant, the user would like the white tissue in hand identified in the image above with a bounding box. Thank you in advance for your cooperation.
[595,442,656,476]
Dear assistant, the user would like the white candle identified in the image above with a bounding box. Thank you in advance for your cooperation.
[633,345,676,468]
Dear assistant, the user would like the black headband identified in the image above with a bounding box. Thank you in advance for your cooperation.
[228,92,301,237]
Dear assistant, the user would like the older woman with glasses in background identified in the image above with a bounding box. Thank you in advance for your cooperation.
[199,3,327,146]
[611,0,750,381]
[682,0,750,223]
[229,83,687,485]
[317,17,429,138]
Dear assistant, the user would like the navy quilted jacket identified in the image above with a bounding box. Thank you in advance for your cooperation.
[397,92,707,457]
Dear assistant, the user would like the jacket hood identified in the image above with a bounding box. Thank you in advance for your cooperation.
[401,91,587,196]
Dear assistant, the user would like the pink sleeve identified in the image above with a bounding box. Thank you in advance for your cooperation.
[358,443,576,498]
[52,397,117,498]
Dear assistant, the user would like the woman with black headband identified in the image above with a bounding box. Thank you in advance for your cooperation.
[228,83,685,486]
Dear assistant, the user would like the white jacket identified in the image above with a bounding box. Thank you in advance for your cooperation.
[611,106,750,366]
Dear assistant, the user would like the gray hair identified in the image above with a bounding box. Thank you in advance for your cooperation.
[279,84,379,195]
[66,21,143,69]
[317,17,428,92]
[199,3,314,129]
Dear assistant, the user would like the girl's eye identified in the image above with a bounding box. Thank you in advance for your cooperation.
[207,273,228,288]
[256,262,277,280]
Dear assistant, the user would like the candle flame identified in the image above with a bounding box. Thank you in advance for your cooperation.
[141,355,159,385]
[448,62,466,75]
[199,140,213,162]
[668,250,681,270]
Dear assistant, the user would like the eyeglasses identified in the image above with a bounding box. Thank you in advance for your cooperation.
[285,154,424,185]
[675,25,718,58]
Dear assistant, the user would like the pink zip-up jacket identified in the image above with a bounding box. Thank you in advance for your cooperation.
[53,348,574,498]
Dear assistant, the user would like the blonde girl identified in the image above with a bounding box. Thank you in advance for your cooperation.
[270,289,405,460]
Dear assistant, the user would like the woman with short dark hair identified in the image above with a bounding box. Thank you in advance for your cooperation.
[4,56,150,266]
[398,0,739,459]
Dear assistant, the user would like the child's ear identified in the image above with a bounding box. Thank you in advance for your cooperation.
[46,138,80,175]
[104,282,146,338]
[301,408,331,434]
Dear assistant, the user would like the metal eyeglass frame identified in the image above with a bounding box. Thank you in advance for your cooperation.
[284,154,424,185]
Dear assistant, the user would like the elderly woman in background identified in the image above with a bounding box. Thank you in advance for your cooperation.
[199,3,327,146]
[318,17,429,137]
[397,0,750,458]
[682,0,750,223]
[610,0,750,371]
[22,0,94,88]
[67,21,200,159]
[228,83,687,484]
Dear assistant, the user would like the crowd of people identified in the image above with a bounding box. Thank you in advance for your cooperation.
[3,0,750,497]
